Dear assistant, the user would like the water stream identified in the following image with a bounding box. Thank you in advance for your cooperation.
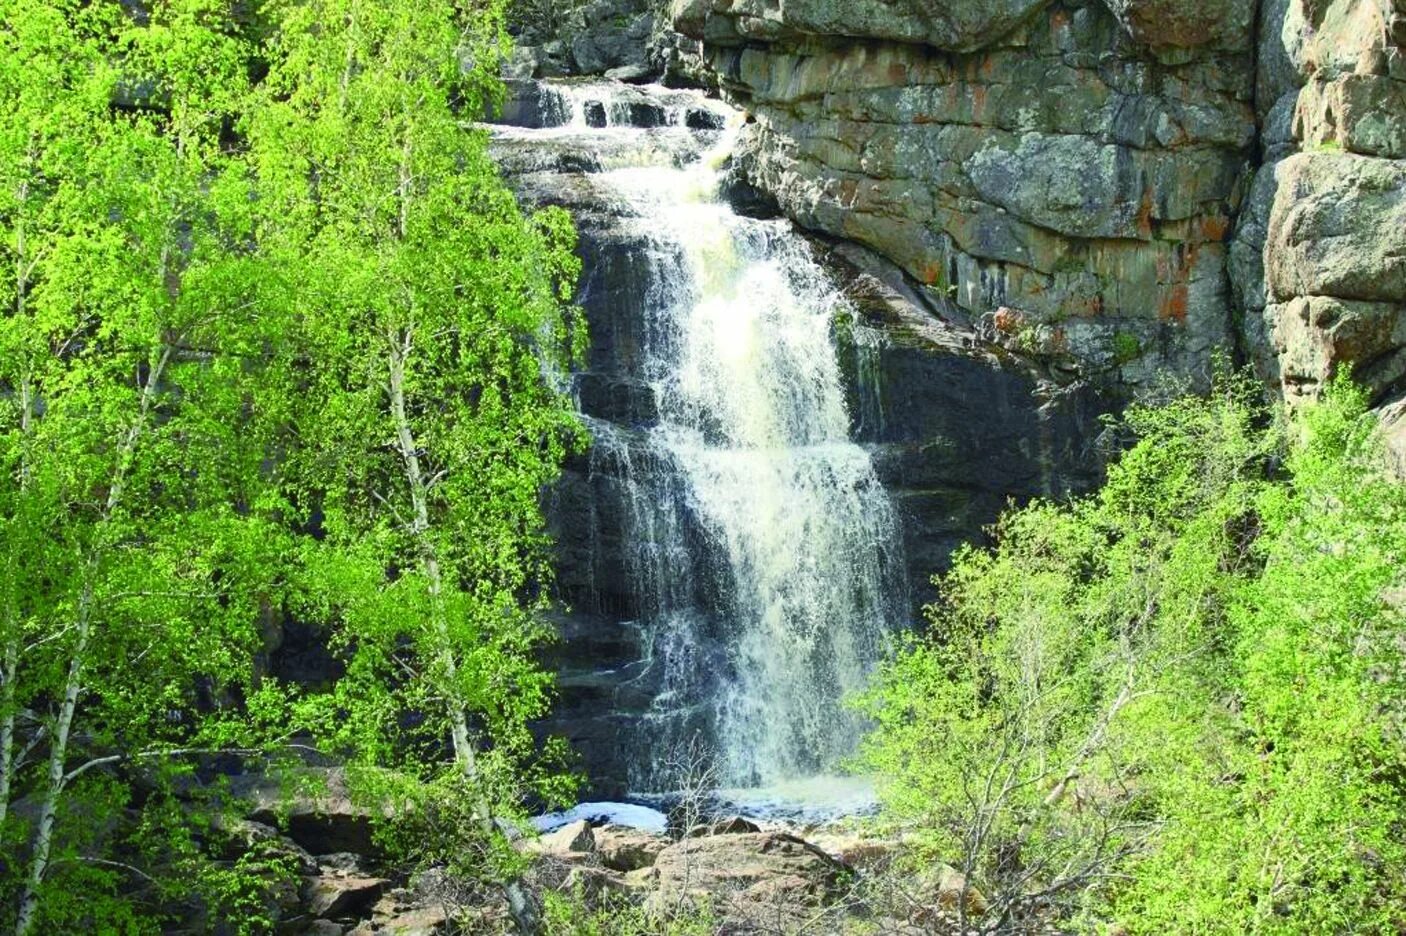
[493,82,907,796]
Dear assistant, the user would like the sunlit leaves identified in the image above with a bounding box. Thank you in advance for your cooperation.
[857,378,1406,933]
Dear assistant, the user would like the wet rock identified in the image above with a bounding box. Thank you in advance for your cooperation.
[493,79,567,129]
[684,106,725,130]
[606,63,655,83]
[688,815,762,836]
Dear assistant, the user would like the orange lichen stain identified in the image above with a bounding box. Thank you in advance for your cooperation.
[1135,189,1155,240]
[1160,285,1189,321]
[993,306,1024,333]
[1074,294,1104,317]
[919,261,944,286]
[971,84,989,120]
[1200,213,1231,242]
[1051,8,1070,31]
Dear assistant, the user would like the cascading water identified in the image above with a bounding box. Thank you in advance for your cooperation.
[492,81,906,795]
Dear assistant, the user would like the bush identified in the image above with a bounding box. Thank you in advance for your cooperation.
[856,374,1406,934]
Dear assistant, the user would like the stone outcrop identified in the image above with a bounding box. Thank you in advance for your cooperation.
[510,0,659,80]
[495,0,1406,794]
[490,85,1111,792]
[677,0,1258,393]
[640,831,849,911]
[660,0,1406,465]
[522,814,896,927]
[1235,0,1406,465]
[596,824,671,870]
[1262,155,1406,401]
[231,767,380,857]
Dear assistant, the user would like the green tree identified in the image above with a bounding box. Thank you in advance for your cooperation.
[0,2,291,930]
[247,0,583,930]
[1114,381,1406,933]
[857,376,1406,933]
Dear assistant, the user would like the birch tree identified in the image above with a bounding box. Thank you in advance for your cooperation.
[249,1,583,930]
[1,3,290,929]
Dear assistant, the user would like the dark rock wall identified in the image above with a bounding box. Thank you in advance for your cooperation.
[821,241,1109,607]
[498,0,1406,789]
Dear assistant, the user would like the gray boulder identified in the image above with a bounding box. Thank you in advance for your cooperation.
[1265,153,1406,305]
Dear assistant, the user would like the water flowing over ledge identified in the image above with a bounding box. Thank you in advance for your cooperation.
[491,80,908,794]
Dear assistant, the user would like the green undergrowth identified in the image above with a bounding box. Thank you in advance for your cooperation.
[857,371,1406,934]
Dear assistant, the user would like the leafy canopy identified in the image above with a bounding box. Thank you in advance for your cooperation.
[857,375,1406,934]
[0,0,583,929]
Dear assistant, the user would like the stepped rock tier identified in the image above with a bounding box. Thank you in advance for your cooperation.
[489,82,1103,796]
[499,0,1406,794]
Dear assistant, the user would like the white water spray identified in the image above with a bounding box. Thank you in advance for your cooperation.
[498,82,906,789]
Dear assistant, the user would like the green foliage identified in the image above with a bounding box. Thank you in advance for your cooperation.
[856,373,1406,933]
[1111,331,1141,365]
[542,888,718,936]
[245,0,584,921]
[0,1,290,930]
[1,0,582,929]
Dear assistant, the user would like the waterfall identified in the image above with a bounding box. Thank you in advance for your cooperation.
[493,82,907,791]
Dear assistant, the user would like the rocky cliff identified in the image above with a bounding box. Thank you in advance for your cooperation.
[498,0,1405,794]
[516,0,1406,468]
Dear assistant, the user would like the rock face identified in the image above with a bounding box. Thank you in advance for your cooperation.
[496,0,1406,793]
[663,0,1406,460]
[510,0,660,79]
[1242,0,1406,467]
[490,82,1110,794]
[678,0,1258,394]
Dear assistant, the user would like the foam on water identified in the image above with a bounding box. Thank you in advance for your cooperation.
[500,80,906,795]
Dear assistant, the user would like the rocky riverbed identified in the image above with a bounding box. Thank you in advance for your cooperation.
[217,767,982,935]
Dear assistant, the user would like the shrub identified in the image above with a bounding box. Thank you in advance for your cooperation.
[856,374,1406,933]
